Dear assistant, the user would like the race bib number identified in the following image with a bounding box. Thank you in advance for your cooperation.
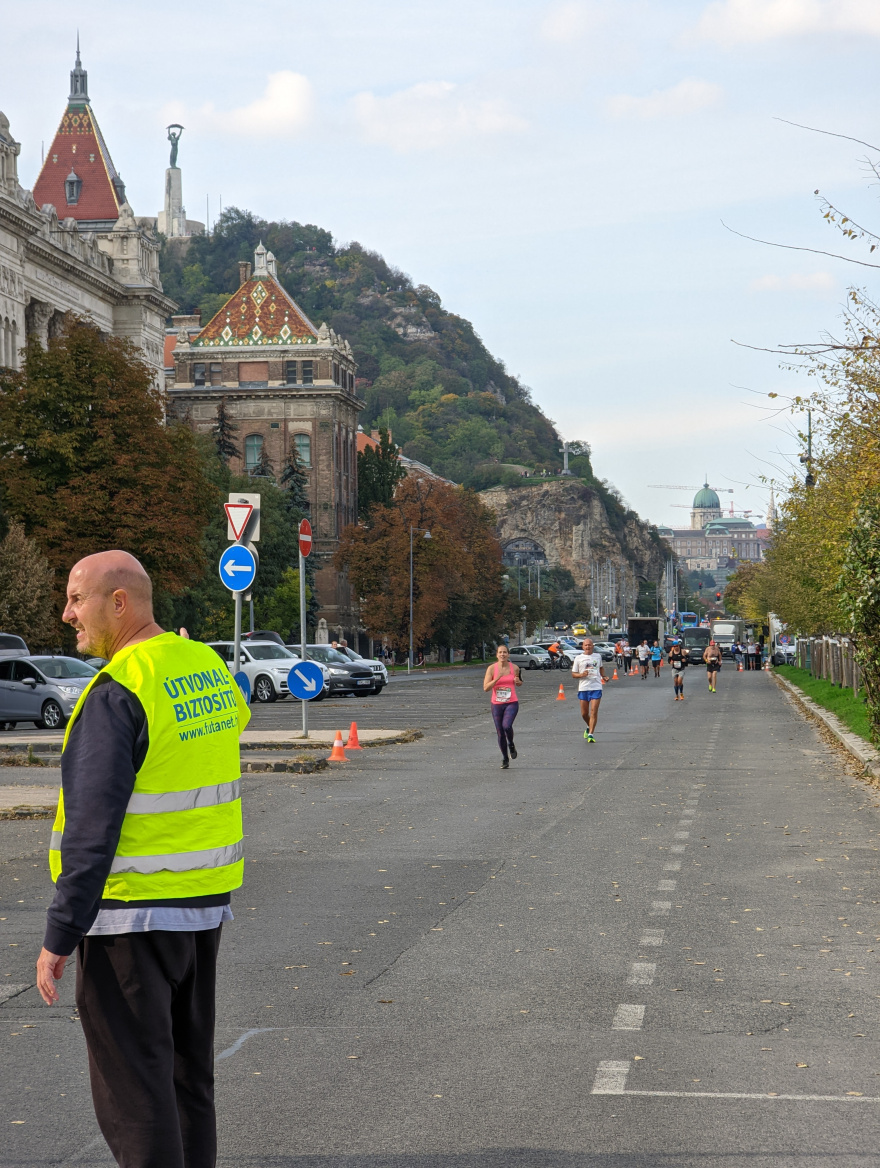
[495,687,512,702]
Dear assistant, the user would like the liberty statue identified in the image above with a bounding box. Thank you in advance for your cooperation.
[166,124,184,168]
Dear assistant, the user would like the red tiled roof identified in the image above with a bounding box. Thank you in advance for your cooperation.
[192,274,317,348]
[357,431,379,454]
[33,103,121,223]
[163,334,178,369]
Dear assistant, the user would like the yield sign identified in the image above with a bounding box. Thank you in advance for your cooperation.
[225,502,253,542]
[298,519,313,558]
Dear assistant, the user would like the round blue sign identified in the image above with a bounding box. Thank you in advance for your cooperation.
[219,545,257,593]
[287,660,324,701]
[234,671,251,703]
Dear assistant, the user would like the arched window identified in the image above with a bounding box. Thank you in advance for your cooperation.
[294,433,311,467]
[245,433,263,470]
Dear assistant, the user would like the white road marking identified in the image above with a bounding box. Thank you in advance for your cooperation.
[675,831,690,840]
[612,1005,646,1030]
[670,844,686,853]
[664,861,681,871]
[657,879,676,891]
[640,929,664,946]
[628,962,656,985]
[616,1088,880,1103]
[217,1027,279,1060]
[651,901,672,915]
[592,1061,631,1093]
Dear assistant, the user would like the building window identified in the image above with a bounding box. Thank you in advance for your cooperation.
[285,361,297,385]
[301,360,313,386]
[333,361,340,384]
[193,363,206,387]
[294,433,311,467]
[245,434,264,471]
[209,363,222,386]
[65,169,82,205]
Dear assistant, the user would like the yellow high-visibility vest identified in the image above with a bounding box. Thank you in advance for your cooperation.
[49,632,250,901]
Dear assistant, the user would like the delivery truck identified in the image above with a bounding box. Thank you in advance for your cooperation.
[710,618,745,658]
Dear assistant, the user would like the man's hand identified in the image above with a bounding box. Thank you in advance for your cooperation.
[36,948,68,1005]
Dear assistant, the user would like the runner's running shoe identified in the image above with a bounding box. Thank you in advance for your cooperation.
[587,733,595,743]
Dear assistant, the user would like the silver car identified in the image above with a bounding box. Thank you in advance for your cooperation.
[508,645,553,670]
[206,641,329,703]
[0,655,97,730]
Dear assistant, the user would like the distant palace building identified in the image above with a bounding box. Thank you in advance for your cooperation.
[0,47,173,381]
[657,483,768,586]
[168,245,364,635]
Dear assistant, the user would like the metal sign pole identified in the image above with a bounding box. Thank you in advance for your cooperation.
[233,591,242,681]
[299,548,308,739]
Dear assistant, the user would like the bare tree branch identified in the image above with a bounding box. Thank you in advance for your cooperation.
[721,221,880,269]
[772,118,880,154]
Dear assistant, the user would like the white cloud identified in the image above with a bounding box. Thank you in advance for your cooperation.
[352,82,528,152]
[540,2,602,43]
[163,72,313,139]
[749,271,836,292]
[605,79,722,120]
[696,0,880,44]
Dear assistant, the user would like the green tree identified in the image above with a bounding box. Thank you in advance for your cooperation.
[0,521,57,646]
[839,489,880,741]
[357,428,405,521]
[280,445,310,516]
[212,398,240,463]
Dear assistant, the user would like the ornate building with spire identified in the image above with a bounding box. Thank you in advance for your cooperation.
[168,245,364,635]
[0,46,173,381]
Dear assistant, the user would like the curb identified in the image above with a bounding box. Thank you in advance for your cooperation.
[241,730,423,752]
[242,757,329,775]
[773,673,880,779]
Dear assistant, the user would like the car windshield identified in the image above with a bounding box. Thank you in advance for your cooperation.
[246,645,297,661]
[308,647,351,665]
[31,657,97,679]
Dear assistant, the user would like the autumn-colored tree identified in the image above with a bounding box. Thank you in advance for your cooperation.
[0,321,216,610]
[0,521,56,646]
[336,475,507,655]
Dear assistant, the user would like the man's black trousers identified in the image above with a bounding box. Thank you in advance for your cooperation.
[76,927,222,1168]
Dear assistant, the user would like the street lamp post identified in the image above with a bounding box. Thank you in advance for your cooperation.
[409,525,431,673]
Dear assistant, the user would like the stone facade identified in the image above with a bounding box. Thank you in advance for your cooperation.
[0,50,174,383]
[168,245,364,635]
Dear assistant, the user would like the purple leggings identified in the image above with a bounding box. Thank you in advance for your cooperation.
[491,701,518,759]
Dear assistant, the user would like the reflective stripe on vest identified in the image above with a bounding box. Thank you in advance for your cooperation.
[49,632,250,902]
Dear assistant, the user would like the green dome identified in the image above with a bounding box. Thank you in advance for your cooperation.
[693,483,720,509]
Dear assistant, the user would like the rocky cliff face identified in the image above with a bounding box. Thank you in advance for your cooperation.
[478,480,667,588]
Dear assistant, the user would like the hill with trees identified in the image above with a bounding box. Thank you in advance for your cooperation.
[160,209,569,488]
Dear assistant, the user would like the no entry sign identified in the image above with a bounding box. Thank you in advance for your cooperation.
[299,519,312,558]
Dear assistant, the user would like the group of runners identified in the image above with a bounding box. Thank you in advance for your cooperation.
[483,634,728,767]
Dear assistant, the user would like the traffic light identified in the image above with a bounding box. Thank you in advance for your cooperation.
[698,582,703,592]
[715,592,721,602]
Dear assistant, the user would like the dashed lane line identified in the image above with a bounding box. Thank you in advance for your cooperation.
[612,1005,646,1031]
[640,929,664,946]
[591,1062,880,1103]
[650,901,671,916]
[627,963,656,986]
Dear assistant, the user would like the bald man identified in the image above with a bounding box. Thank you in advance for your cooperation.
[36,551,250,1168]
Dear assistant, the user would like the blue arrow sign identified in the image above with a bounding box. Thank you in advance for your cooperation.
[287,660,324,701]
[219,544,257,593]
[234,671,251,704]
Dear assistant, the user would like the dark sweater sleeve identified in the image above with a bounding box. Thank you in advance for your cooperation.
[44,678,148,956]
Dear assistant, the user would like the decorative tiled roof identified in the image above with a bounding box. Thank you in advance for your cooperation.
[192,270,318,348]
[33,102,123,224]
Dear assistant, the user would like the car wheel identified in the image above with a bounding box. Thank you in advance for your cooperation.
[371,684,384,695]
[528,660,538,670]
[38,700,67,730]
[313,690,326,702]
[254,675,277,703]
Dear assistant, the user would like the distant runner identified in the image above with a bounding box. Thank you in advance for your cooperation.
[572,637,607,743]
[651,640,663,678]
[483,645,522,769]
[668,640,687,700]
[637,639,651,679]
[622,641,633,675]
[703,639,723,693]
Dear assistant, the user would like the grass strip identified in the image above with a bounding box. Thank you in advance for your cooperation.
[775,664,872,744]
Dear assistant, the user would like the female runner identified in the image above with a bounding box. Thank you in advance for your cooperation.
[483,644,523,769]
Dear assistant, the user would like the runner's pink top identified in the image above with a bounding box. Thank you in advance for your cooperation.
[490,663,518,705]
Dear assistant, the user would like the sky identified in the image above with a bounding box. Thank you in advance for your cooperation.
[4,0,880,528]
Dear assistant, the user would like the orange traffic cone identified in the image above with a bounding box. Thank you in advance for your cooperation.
[346,721,363,750]
[328,731,347,761]
[556,683,566,700]
[611,666,619,681]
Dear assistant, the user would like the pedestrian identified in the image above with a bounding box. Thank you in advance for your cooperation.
[483,644,522,769]
[703,639,723,692]
[572,637,607,743]
[637,639,651,679]
[747,640,758,670]
[650,640,663,678]
[734,641,744,671]
[668,639,687,700]
[36,550,251,1168]
[622,640,633,675]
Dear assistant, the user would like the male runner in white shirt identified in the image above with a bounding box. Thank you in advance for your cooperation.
[572,637,607,743]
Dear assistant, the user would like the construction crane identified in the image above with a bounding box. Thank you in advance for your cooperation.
[648,484,734,493]
[669,505,761,517]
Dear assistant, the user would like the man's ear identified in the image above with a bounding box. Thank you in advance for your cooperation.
[113,589,127,616]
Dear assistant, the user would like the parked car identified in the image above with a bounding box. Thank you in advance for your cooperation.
[591,641,617,662]
[0,655,97,729]
[242,629,286,647]
[296,645,377,696]
[333,646,388,692]
[0,634,29,660]
[508,645,553,670]
[206,641,328,703]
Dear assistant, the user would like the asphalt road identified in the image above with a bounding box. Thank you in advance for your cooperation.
[2,664,880,1166]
